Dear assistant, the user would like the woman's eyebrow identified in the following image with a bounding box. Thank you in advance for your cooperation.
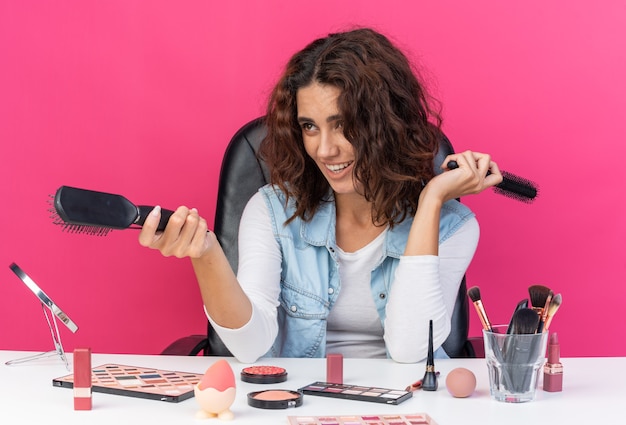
[297,114,342,124]
[297,116,313,124]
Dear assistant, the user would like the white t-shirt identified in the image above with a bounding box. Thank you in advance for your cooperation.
[326,229,387,358]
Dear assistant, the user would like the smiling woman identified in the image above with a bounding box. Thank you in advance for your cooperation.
[138,27,503,364]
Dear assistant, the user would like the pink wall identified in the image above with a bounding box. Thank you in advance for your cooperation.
[1,1,625,357]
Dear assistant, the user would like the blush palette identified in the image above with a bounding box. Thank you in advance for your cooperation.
[299,382,412,405]
[52,363,203,402]
[288,413,437,424]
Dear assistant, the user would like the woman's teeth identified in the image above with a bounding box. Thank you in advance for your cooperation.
[326,162,352,173]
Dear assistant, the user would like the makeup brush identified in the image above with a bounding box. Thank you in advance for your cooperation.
[528,284,552,316]
[509,308,541,336]
[467,286,493,332]
[543,293,562,332]
[506,298,529,334]
[537,290,554,333]
[506,298,528,334]
[504,307,540,358]
[421,320,438,391]
[506,308,542,393]
[446,160,539,203]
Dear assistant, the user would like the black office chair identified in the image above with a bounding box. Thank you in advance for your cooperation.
[162,117,475,358]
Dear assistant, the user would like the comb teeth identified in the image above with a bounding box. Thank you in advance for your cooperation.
[49,207,112,236]
[59,223,112,236]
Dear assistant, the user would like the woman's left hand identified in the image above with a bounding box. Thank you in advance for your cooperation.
[423,150,504,203]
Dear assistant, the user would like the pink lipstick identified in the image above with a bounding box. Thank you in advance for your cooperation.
[73,347,92,410]
[543,332,563,392]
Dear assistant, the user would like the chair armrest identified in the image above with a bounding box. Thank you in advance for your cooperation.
[467,336,485,358]
[161,334,209,356]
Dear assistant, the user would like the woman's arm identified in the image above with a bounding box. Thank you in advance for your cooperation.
[384,216,479,362]
[384,150,500,363]
[139,206,253,328]
[138,194,282,363]
[209,192,283,362]
[404,150,501,256]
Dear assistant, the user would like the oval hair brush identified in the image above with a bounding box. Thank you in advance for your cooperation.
[50,186,173,236]
[446,160,539,203]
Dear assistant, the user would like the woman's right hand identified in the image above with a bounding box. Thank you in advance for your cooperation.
[138,206,215,259]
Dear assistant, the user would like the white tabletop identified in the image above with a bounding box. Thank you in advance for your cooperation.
[0,350,622,424]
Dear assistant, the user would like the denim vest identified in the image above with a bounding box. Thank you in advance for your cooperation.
[259,185,474,358]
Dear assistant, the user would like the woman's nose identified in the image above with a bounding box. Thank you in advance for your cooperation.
[318,131,340,157]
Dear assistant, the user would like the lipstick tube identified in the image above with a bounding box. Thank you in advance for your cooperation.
[73,348,92,410]
[327,353,343,384]
[543,333,563,392]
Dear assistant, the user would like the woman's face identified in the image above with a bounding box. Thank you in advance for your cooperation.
[296,83,357,195]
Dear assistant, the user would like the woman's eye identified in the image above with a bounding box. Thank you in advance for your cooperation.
[301,122,316,131]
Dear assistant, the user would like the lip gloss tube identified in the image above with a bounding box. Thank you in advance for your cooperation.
[73,348,92,410]
[543,333,563,392]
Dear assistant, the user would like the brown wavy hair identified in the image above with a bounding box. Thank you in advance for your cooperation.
[259,28,442,227]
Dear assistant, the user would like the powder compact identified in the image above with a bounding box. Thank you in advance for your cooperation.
[247,389,303,409]
[241,365,288,384]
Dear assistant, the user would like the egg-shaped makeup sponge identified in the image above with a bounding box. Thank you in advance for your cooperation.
[198,359,235,391]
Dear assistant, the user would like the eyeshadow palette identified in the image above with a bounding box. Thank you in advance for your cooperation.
[299,381,412,405]
[288,413,437,425]
[52,363,203,402]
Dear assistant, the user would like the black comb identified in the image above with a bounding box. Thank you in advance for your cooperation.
[50,186,173,236]
[447,160,539,203]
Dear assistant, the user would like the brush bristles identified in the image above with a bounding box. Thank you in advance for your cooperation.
[60,224,112,236]
[548,293,562,312]
[57,222,112,236]
[493,171,539,203]
[445,161,538,204]
[467,286,482,303]
[528,284,551,309]
[510,308,541,334]
[543,293,562,331]
[49,208,112,236]
[536,290,554,332]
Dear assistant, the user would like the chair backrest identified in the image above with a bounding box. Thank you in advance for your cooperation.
[209,116,471,357]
